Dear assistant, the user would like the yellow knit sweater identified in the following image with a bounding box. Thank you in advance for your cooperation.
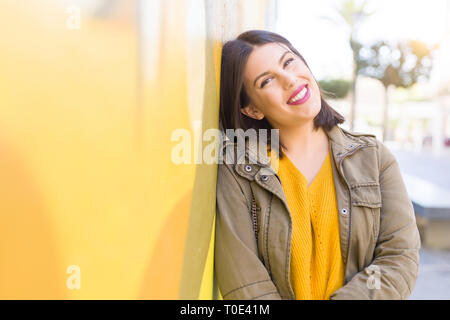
[273,147,345,300]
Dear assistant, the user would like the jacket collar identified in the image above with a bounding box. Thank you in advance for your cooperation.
[221,125,378,230]
[221,129,272,167]
[222,125,376,171]
[326,124,376,156]
[326,125,377,177]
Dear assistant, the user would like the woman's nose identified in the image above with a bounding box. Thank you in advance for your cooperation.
[281,72,297,90]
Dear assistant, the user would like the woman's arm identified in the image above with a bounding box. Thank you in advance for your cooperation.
[215,163,282,300]
[330,140,421,300]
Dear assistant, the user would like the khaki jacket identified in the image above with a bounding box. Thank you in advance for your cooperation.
[214,124,421,300]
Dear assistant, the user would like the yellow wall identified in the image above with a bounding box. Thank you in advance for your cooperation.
[0,0,276,299]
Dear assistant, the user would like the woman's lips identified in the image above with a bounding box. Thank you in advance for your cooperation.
[287,84,310,105]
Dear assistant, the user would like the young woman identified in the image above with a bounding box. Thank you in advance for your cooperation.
[214,30,421,300]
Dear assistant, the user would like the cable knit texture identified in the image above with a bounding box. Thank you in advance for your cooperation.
[274,146,345,300]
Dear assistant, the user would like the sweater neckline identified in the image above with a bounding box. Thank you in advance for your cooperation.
[280,149,330,191]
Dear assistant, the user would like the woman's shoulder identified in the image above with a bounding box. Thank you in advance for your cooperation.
[330,125,380,151]
[333,125,398,168]
[339,126,377,141]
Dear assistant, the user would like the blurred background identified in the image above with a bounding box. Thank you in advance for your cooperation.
[277,0,450,299]
[0,0,448,299]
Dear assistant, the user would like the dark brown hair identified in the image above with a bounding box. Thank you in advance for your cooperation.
[219,30,345,159]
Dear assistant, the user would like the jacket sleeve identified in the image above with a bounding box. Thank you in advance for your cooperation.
[214,163,282,300]
[330,140,421,300]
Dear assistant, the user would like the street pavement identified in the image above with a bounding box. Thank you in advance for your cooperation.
[388,145,450,190]
[387,144,450,299]
[409,248,450,299]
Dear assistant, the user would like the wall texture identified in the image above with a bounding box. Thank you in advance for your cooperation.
[0,0,276,299]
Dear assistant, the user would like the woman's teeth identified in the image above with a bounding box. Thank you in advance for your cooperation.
[289,86,308,103]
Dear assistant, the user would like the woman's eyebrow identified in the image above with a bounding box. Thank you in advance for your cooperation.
[253,50,291,87]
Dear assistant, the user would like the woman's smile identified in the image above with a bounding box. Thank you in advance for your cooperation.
[287,83,310,105]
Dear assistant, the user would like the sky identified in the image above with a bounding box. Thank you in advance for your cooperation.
[276,0,449,80]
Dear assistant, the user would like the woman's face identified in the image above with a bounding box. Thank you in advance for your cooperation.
[241,42,322,129]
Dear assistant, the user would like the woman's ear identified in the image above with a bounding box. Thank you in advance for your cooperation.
[240,104,265,120]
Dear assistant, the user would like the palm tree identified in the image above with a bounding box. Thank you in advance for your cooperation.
[357,40,436,141]
[322,0,374,131]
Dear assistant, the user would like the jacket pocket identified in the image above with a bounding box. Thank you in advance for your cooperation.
[350,183,382,267]
[351,182,382,208]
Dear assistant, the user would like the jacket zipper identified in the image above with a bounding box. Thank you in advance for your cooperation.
[255,173,294,298]
[338,144,364,279]
[259,200,270,275]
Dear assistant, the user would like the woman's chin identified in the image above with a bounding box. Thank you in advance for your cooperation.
[291,102,321,118]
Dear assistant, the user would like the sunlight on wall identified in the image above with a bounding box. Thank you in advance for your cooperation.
[0,0,276,299]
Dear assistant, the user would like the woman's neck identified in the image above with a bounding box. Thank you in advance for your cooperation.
[279,121,328,158]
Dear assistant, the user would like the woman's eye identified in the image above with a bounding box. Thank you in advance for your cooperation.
[260,58,295,88]
[284,58,294,67]
[261,78,272,88]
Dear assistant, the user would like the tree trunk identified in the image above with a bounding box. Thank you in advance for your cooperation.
[350,72,357,131]
[349,36,358,132]
[382,85,389,142]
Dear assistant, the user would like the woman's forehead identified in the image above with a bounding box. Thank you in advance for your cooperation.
[249,42,290,62]
[244,42,293,77]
